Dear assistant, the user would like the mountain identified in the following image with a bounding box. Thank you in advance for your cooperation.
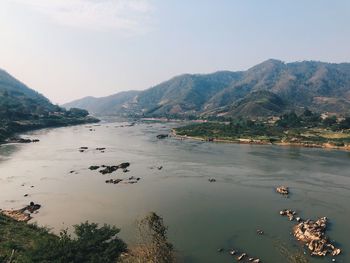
[64,59,350,118]
[0,69,98,142]
[63,90,140,116]
[0,69,57,117]
[225,90,287,118]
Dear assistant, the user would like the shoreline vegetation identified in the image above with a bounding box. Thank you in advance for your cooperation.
[172,110,350,152]
[0,108,100,145]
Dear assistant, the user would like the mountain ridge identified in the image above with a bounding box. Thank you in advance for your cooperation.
[63,59,350,118]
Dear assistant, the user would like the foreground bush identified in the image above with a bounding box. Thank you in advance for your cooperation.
[0,215,126,263]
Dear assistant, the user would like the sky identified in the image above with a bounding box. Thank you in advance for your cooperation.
[0,0,349,104]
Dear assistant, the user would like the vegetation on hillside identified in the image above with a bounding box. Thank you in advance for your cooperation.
[0,212,177,263]
[0,70,99,142]
[64,60,350,118]
[0,214,124,263]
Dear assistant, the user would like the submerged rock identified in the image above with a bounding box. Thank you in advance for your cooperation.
[117,162,130,169]
[96,147,106,151]
[208,178,216,182]
[227,247,260,262]
[280,209,296,221]
[89,166,100,170]
[156,134,168,139]
[256,229,264,235]
[105,179,123,184]
[99,166,118,174]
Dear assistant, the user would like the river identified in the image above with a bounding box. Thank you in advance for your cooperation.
[0,121,349,263]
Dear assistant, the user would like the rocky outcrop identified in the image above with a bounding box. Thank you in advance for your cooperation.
[99,165,119,174]
[276,186,289,195]
[293,217,341,257]
[280,210,341,257]
[0,202,41,222]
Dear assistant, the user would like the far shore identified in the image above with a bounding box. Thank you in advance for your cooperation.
[171,129,350,152]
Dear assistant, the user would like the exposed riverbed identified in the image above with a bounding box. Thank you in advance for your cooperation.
[0,121,349,262]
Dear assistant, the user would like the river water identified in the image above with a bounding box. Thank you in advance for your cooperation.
[0,121,349,263]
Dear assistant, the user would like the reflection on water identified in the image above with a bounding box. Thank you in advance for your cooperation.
[0,122,349,263]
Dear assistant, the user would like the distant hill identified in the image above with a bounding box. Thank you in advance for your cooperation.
[63,90,140,116]
[0,69,98,142]
[63,59,350,118]
[0,69,57,118]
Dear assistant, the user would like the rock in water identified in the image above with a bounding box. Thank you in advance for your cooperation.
[0,202,41,222]
[117,162,130,169]
[276,186,289,195]
[156,134,168,139]
[281,212,341,258]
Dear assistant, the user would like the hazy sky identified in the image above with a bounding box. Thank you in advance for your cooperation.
[1,0,349,104]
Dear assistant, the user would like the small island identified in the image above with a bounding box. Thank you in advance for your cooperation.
[173,110,350,151]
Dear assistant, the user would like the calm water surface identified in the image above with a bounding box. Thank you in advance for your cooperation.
[0,122,349,263]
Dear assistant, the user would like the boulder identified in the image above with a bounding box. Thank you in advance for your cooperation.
[276,186,289,195]
[117,162,130,169]
[156,134,168,139]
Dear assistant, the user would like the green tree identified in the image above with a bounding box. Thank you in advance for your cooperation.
[120,212,176,263]
[24,222,126,263]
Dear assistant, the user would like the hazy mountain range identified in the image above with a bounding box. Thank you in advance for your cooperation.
[63,59,350,118]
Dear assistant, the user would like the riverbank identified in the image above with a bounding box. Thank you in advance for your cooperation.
[171,129,350,151]
[0,115,99,144]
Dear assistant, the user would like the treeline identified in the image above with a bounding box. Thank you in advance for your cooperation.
[0,106,96,143]
[175,109,350,145]
[275,110,350,130]
[0,212,176,263]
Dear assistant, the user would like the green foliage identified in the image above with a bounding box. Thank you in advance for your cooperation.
[276,112,301,128]
[339,117,350,129]
[0,69,99,142]
[66,108,89,118]
[176,110,350,146]
[323,116,337,127]
[0,215,126,263]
